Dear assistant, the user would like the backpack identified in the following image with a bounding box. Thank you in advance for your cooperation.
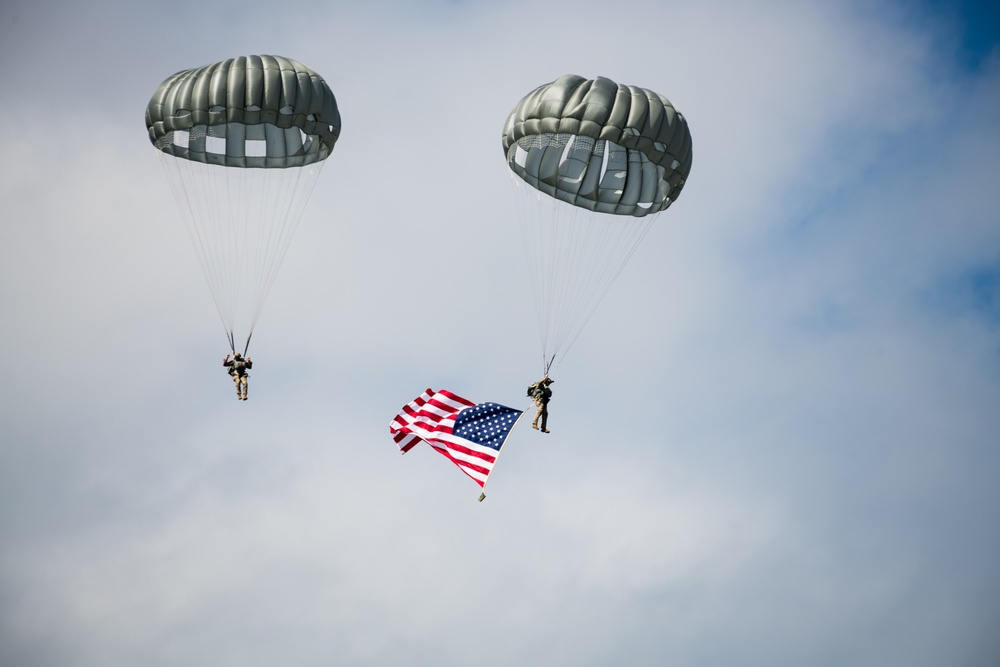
[527,383,540,399]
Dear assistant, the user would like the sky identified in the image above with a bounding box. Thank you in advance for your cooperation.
[0,0,998,665]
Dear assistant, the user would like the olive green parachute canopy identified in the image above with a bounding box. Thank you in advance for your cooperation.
[504,75,693,373]
[502,74,692,216]
[146,55,341,355]
[146,55,341,169]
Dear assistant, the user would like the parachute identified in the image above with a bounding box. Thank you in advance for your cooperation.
[502,74,692,373]
[145,55,341,354]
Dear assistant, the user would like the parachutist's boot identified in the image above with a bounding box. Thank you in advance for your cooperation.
[531,421,538,430]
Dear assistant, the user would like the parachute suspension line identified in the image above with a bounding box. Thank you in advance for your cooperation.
[541,194,578,368]
[158,153,238,342]
[514,173,583,372]
[246,166,276,336]
[158,152,325,349]
[548,146,660,367]
[246,168,273,336]
[242,331,253,357]
[244,160,326,338]
[511,143,661,372]
[555,208,658,362]
[510,175,553,371]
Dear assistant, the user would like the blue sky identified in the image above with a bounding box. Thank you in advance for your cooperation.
[0,1,998,665]
[932,0,1000,68]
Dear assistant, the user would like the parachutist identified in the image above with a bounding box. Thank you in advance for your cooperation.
[527,375,554,433]
[223,352,252,401]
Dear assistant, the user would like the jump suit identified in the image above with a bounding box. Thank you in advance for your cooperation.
[530,381,552,432]
[223,356,252,400]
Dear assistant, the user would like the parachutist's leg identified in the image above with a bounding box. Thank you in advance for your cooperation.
[233,375,242,400]
[242,378,248,401]
[540,405,549,433]
[531,402,541,429]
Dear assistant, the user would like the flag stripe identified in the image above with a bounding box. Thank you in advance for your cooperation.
[389,388,521,489]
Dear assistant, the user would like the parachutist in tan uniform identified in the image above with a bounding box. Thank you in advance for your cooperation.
[223,352,252,400]
[528,375,554,433]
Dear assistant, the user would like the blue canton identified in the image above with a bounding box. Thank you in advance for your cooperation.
[452,402,523,451]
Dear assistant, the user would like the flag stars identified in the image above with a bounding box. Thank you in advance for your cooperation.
[454,402,521,451]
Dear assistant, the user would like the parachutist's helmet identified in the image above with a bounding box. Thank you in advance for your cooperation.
[234,352,242,359]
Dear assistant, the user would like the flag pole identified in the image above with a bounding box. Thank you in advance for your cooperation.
[477,409,530,502]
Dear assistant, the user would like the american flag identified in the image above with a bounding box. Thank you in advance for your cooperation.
[390,388,524,489]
